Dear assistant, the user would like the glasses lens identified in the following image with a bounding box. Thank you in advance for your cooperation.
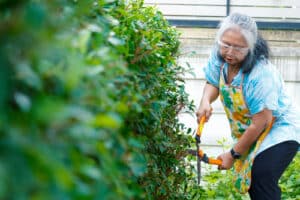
[218,41,248,53]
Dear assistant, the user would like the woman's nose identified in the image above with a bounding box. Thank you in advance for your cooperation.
[227,46,234,54]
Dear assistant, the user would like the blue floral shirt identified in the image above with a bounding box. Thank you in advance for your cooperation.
[204,50,300,154]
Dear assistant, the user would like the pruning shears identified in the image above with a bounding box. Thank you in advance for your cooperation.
[194,116,222,184]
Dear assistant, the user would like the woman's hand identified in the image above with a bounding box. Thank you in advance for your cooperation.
[196,82,219,124]
[217,151,234,170]
[196,100,213,124]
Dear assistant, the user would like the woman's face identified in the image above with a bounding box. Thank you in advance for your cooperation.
[219,29,249,66]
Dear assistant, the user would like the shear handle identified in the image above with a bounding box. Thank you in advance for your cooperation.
[198,150,222,166]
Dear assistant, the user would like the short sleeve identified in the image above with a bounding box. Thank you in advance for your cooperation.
[203,48,222,88]
[245,62,281,115]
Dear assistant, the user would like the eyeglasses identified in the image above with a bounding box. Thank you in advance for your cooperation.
[217,40,249,53]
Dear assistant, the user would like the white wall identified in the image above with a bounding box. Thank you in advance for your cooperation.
[145,0,300,22]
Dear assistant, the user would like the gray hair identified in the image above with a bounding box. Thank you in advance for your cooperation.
[216,13,269,73]
[216,12,257,52]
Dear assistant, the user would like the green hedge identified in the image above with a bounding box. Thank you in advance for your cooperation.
[0,0,195,199]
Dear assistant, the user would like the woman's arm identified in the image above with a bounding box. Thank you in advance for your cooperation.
[233,109,273,155]
[218,108,273,169]
[196,82,219,123]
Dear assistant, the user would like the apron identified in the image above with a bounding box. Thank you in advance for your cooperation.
[219,64,274,193]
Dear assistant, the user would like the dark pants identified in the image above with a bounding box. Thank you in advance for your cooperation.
[249,140,299,200]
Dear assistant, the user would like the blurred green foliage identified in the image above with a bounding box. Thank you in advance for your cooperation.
[279,153,300,200]
[0,0,195,199]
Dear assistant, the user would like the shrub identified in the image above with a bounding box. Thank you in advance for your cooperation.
[189,149,299,199]
[280,152,300,199]
[0,0,194,199]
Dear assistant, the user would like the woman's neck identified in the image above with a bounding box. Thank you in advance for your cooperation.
[228,64,241,73]
[227,64,241,84]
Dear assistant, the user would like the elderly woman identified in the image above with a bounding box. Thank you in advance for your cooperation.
[196,13,300,199]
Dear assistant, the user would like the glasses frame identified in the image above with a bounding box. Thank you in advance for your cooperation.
[217,40,249,54]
